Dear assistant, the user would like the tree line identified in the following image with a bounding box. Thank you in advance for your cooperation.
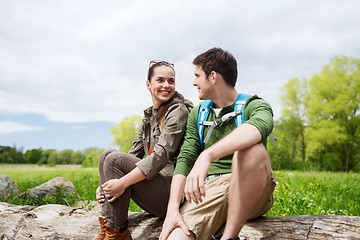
[0,146,103,168]
[268,56,359,172]
[1,56,359,172]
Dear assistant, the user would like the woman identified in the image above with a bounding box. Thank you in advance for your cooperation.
[95,60,193,240]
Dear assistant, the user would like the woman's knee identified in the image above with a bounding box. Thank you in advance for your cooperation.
[99,149,117,166]
[103,151,137,173]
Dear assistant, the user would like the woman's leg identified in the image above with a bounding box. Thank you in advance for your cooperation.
[130,171,171,219]
[99,150,140,228]
[99,149,117,185]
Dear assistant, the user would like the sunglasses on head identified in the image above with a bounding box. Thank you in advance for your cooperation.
[149,60,174,70]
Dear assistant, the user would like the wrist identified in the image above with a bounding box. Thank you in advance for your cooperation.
[202,148,215,163]
[117,178,129,189]
[167,200,180,212]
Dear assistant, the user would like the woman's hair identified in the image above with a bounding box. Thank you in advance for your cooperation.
[193,47,237,87]
[147,61,178,126]
[147,61,175,81]
[156,91,183,126]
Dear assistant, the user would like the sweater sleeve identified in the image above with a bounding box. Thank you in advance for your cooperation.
[173,105,202,177]
[244,97,274,143]
[136,103,189,180]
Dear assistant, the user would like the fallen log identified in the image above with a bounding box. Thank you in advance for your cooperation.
[0,202,359,239]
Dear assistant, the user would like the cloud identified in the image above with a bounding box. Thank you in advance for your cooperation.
[0,0,359,125]
[0,121,47,134]
[71,126,87,130]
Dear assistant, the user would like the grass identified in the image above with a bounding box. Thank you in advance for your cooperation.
[0,165,359,216]
[265,170,360,216]
[0,164,143,212]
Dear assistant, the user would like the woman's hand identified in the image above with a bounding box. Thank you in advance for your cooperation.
[96,186,105,206]
[102,179,127,202]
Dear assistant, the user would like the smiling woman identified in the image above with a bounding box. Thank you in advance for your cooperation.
[95,60,193,239]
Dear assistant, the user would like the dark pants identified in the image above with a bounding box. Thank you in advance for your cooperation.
[98,150,171,228]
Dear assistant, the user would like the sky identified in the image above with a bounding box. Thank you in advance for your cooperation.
[1,0,360,152]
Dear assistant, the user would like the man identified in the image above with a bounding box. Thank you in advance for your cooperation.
[159,48,276,240]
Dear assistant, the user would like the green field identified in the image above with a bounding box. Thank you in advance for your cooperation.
[0,165,359,216]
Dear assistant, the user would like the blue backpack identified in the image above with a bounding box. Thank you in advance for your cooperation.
[197,94,277,149]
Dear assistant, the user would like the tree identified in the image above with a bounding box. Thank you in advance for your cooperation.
[110,115,142,152]
[57,149,74,164]
[0,146,25,164]
[305,56,360,171]
[270,78,307,169]
[39,149,57,165]
[267,121,292,170]
[81,147,103,167]
[24,148,43,164]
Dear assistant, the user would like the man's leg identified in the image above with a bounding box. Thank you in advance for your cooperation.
[167,228,196,240]
[221,143,271,240]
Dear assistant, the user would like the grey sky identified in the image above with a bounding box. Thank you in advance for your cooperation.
[1,0,360,130]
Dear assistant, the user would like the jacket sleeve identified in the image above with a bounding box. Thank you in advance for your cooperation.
[136,103,189,180]
[244,97,274,142]
[128,118,146,159]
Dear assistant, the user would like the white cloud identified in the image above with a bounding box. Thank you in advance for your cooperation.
[71,126,87,130]
[0,121,47,134]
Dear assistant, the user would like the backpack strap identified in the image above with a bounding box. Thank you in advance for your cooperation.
[234,94,252,126]
[234,94,278,141]
[197,94,278,149]
[197,100,212,149]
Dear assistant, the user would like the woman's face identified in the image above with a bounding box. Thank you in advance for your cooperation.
[146,65,175,108]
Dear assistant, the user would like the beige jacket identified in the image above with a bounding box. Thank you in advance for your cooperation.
[128,93,193,184]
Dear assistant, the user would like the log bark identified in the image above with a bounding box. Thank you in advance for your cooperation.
[231,215,360,240]
[0,202,359,240]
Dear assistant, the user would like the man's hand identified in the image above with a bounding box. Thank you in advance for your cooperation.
[159,210,191,240]
[102,179,127,202]
[184,152,211,204]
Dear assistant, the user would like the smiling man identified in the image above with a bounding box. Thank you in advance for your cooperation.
[159,48,276,240]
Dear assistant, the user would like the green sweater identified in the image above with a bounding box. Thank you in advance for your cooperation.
[173,95,274,177]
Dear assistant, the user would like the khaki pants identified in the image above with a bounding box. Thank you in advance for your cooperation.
[180,171,276,240]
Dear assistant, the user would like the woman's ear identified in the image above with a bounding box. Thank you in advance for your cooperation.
[146,80,151,90]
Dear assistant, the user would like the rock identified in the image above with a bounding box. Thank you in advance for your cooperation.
[0,173,20,200]
[16,177,75,201]
[0,202,359,239]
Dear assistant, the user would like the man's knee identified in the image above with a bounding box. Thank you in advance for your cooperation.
[168,228,196,240]
[235,144,270,173]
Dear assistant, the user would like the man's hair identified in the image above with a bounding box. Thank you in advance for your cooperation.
[193,47,237,87]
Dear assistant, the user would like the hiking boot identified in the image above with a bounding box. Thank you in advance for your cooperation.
[211,233,240,240]
[95,217,107,240]
[105,226,132,240]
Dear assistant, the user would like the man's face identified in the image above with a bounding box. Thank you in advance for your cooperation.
[193,66,214,100]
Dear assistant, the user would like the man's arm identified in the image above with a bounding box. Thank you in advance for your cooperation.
[185,123,261,204]
[159,174,191,240]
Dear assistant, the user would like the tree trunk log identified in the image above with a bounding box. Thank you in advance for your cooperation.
[0,202,359,239]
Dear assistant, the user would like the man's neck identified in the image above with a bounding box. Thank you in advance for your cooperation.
[212,88,239,108]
